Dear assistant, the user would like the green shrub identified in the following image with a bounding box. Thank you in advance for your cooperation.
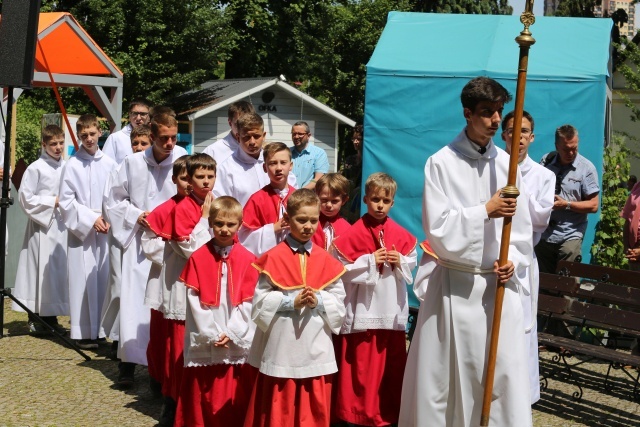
[590,133,630,268]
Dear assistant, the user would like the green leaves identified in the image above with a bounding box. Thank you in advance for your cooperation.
[590,134,631,268]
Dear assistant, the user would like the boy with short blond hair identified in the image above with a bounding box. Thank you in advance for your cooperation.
[245,189,346,426]
[312,173,351,250]
[175,196,259,427]
[13,125,69,334]
[59,114,117,348]
[331,172,417,426]
[238,142,295,256]
[213,113,297,206]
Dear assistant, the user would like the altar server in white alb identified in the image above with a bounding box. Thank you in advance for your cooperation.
[105,113,188,386]
[399,77,534,427]
[213,112,296,207]
[59,114,117,349]
[12,125,69,335]
[501,109,555,404]
[100,124,155,358]
[202,100,255,165]
[101,98,152,165]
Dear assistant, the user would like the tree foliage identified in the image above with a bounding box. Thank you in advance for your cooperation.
[2,0,515,164]
[554,0,600,17]
[413,0,512,14]
[591,134,630,267]
[616,39,640,121]
[15,97,46,166]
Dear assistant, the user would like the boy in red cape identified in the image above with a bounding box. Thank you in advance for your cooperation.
[238,142,295,256]
[148,153,216,424]
[244,189,347,427]
[142,155,189,396]
[175,196,259,427]
[312,173,351,250]
[331,172,417,427]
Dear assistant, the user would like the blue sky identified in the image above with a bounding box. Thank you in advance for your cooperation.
[511,0,544,16]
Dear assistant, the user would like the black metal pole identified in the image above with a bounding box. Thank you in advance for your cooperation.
[0,86,14,339]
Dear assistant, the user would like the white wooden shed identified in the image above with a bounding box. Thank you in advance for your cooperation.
[172,77,356,172]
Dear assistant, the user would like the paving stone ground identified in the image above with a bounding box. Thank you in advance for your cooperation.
[0,299,638,426]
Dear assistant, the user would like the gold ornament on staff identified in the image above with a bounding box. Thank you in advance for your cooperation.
[480,1,535,426]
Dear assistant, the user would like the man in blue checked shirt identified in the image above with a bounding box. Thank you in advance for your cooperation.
[290,121,329,189]
[535,124,600,273]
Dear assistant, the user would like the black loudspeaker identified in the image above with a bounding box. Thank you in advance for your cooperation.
[0,0,42,88]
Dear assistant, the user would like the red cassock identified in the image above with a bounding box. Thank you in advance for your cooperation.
[311,213,351,251]
[176,241,258,427]
[331,214,417,427]
[242,184,295,231]
[244,241,346,427]
[144,195,182,387]
[155,194,204,401]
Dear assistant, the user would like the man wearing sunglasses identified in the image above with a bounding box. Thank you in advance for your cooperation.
[103,98,152,165]
[535,125,599,274]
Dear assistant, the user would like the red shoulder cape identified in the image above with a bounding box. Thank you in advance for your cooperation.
[242,185,295,230]
[311,214,351,249]
[180,241,258,307]
[159,195,203,241]
[146,195,183,237]
[420,240,438,259]
[252,241,346,291]
[332,214,417,263]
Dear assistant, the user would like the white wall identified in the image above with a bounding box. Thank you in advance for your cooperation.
[193,87,339,171]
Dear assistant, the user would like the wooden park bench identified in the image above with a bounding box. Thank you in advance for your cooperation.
[537,267,640,401]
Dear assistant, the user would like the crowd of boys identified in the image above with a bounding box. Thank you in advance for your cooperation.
[10,77,601,427]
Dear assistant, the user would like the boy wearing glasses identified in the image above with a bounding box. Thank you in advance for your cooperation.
[103,98,152,164]
[104,113,188,386]
[501,110,555,404]
[290,121,329,189]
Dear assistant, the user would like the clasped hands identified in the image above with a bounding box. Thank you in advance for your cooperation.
[294,287,318,310]
[373,245,401,268]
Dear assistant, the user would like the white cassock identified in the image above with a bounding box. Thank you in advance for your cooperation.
[184,246,254,367]
[105,145,187,365]
[58,147,117,340]
[141,228,165,311]
[213,148,297,207]
[249,275,346,378]
[100,168,123,341]
[333,249,416,334]
[12,152,68,316]
[202,131,237,165]
[161,217,211,320]
[101,124,133,165]
[399,131,533,427]
[516,155,554,404]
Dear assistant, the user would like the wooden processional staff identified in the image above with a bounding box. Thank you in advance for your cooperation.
[480,1,536,426]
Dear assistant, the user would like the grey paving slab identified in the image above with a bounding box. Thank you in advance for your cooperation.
[1,300,638,426]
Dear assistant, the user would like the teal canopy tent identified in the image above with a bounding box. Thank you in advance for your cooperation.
[364,12,612,306]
